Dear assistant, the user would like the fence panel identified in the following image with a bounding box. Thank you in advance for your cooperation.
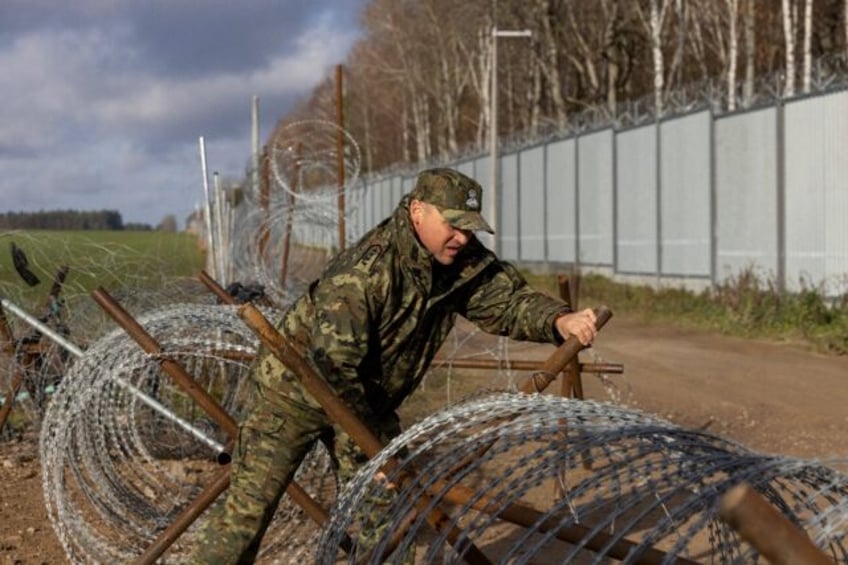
[577,129,614,266]
[519,146,546,261]
[660,111,711,277]
[545,139,577,263]
[616,125,658,275]
[785,90,848,296]
[348,87,848,296]
[500,152,520,261]
[714,107,779,283]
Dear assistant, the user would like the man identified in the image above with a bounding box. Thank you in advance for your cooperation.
[194,167,598,562]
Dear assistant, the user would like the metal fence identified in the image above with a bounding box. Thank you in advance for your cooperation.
[348,86,848,298]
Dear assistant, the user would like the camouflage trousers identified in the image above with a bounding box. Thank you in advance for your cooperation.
[191,377,414,564]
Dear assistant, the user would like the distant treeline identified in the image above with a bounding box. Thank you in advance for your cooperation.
[0,210,152,231]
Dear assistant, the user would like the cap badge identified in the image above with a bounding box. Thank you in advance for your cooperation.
[465,189,479,210]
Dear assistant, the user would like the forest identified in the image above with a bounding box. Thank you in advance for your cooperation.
[0,210,127,231]
[271,0,848,174]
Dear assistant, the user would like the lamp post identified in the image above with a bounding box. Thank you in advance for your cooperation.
[489,26,532,255]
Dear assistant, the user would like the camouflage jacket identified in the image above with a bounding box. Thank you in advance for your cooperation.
[255,194,572,421]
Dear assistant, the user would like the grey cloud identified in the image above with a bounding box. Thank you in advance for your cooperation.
[0,1,366,226]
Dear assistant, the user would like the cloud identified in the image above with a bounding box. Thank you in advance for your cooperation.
[0,0,366,227]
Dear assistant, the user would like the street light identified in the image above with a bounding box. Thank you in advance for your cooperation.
[489,26,532,255]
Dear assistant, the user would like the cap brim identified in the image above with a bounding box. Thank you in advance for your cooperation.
[442,209,494,234]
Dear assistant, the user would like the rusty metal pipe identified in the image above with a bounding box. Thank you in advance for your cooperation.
[445,307,613,491]
[438,481,694,565]
[447,479,690,564]
[135,470,353,565]
[335,64,346,252]
[720,483,832,565]
[557,274,583,400]
[91,287,238,438]
[198,270,233,303]
[239,304,685,564]
[93,284,349,561]
[432,357,622,374]
[0,304,22,434]
[134,467,231,564]
[519,307,613,394]
[238,303,492,565]
[199,271,358,552]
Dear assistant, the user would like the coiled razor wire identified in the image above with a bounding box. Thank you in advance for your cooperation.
[226,119,364,305]
[318,393,848,564]
[39,303,336,563]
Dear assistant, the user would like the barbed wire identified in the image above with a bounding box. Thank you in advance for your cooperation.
[0,231,216,433]
[356,51,848,180]
[37,303,338,563]
[318,392,848,563]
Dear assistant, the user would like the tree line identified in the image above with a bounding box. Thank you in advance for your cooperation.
[267,0,848,176]
[0,209,150,230]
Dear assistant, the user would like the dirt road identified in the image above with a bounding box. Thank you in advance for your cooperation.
[1,313,846,563]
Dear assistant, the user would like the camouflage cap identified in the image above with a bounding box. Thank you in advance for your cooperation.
[412,168,494,233]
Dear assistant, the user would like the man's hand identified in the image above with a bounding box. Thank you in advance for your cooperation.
[555,308,598,346]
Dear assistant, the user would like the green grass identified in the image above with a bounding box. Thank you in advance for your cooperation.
[523,268,848,355]
[0,230,205,312]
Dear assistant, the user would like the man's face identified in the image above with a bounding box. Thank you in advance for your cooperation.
[410,200,472,265]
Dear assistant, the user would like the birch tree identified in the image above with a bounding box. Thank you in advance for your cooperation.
[801,0,813,92]
[781,0,797,96]
[742,0,756,107]
[725,0,740,110]
[635,0,676,116]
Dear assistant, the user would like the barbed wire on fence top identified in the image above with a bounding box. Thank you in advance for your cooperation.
[353,51,848,183]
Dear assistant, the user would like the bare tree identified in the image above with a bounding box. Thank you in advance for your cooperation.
[532,0,568,127]
[725,0,740,110]
[742,0,756,107]
[782,0,798,96]
[801,0,814,92]
[264,0,848,181]
[635,0,676,116]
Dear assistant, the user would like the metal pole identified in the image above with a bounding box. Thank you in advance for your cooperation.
[258,146,271,262]
[489,27,499,255]
[213,172,226,284]
[91,288,238,438]
[720,483,832,565]
[0,296,225,454]
[520,307,612,394]
[280,143,300,290]
[198,136,216,277]
[336,64,346,253]
[489,28,532,256]
[0,304,23,434]
[251,95,260,197]
[431,357,622,374]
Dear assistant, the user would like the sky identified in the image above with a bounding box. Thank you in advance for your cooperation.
[0,0,367,228]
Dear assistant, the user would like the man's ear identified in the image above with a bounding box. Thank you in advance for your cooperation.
[409,199,424,223]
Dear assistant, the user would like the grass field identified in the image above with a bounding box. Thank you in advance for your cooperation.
[0,229,206,314]
[523,269,848,355]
